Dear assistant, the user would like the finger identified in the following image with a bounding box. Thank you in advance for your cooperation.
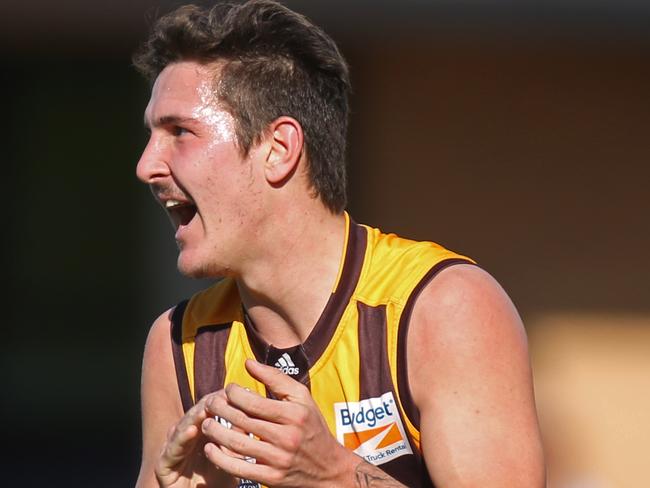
[157,424,201,477]
[159,393,218,469]
[244,359,311,402]
[205,390,281,441]
[202,416,247,459]
[154,425,200,480]
[175,394,214,433]
[224,383,305,426]
[204,441,279,486]
[202,417,282,465]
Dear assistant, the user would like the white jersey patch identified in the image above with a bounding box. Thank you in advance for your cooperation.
[334,391,413,465]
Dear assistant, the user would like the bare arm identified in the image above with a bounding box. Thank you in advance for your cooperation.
[135,309,235,488]
[408,265,545,487]
[353,463,407,487]
[136,309,185,488]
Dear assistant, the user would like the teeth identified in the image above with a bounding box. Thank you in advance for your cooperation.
[165,200,182,209]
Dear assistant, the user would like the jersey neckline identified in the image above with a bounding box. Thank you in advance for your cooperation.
[242,213,367,369]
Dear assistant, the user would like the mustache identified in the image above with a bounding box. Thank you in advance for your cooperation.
[149,182,192,203]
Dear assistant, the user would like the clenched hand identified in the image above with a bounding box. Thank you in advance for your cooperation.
[201,359,360,487]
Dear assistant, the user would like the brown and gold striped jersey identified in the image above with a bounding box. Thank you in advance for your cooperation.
[170,213,474,487]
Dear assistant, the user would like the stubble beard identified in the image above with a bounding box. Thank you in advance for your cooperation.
[177,250,231,280]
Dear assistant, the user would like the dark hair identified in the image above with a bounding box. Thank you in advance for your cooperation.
[133,0,350,213]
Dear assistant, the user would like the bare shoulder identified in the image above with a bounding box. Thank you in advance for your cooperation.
[407,264,545,487]
[409,264,528,359]
[143,308,178,374]
[136,307,185,488]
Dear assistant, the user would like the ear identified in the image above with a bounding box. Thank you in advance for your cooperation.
[263,116,304,185]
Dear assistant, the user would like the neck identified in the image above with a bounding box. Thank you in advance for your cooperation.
[235,206,347,348]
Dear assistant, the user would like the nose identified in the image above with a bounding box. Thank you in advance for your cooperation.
[136,136,171,184]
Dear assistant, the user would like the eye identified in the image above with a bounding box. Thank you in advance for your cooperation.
[172,125,190,137]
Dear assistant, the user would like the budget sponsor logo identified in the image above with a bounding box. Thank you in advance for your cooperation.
[334,392,412,465]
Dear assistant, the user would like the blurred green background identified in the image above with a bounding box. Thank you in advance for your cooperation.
[3,1,650,486]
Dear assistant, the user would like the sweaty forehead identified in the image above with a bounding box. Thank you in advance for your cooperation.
[145,61,220,122]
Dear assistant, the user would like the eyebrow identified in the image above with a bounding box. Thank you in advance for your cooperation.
[144,114,197,129]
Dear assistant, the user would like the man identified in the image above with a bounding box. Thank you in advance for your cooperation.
[133,1,545,487]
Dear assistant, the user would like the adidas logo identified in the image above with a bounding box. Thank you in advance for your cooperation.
[334,392,412,465]
[274,352,300,376]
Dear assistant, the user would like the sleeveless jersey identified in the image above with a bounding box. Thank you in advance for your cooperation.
[170,213,475,487]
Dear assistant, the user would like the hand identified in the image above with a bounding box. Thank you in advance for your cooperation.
[201,359,360,487]
[155,393,236,488]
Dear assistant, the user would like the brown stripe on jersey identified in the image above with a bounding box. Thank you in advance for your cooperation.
[357,302,393,398]
[241,310,267,363]
[302,220,367,363]
[170,300,193,413]
[357,302,433,487]
[396,258,475,428]
[193,324,232,402]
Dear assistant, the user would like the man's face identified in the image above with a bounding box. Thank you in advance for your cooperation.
[137,61,264,278]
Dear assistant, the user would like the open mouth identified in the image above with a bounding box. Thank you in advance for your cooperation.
[165,200,198,228]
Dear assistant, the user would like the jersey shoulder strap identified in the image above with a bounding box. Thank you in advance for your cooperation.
[170,279,242,411]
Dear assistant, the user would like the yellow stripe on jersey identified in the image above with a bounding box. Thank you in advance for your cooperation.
[223,321,267,397]
[181,338,196,404]
[331,211,351,293]
[309,301,361,435]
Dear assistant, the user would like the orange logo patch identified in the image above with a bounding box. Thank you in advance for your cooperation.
[335,392,413,465]
[343,422,404,451]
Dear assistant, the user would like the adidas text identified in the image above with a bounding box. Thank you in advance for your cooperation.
[274,353,300,375]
